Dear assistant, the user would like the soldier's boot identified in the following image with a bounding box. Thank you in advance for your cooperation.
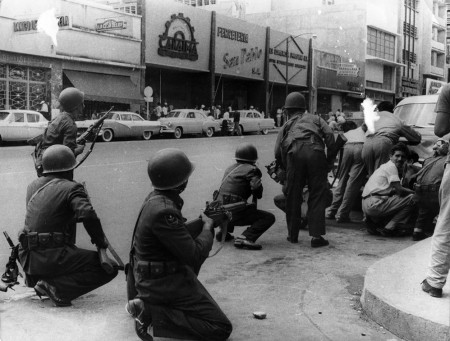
[287,225,300,243]
[126,298,153,341]
[34,280,72,307]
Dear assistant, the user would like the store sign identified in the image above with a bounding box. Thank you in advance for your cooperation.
[13,16,70,32]
[96,18,128,32]
[426,78,446,95]
[337,63,359,77]
[158,13,198,61]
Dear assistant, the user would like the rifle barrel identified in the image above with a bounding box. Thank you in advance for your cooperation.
[3,231,15,248]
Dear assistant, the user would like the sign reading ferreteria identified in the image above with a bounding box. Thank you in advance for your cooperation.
[13,16,70,32]
[96,18,127,32]
[217,27,248,43]
[158,13,198,61]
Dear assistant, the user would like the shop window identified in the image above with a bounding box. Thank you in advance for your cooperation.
[9,82,27,109]
[367,27,395,61]
[30,83,46,111]
[0,80,6,110]
[0,64,6,79]
[29,68,46,82]
[9,65,27,80]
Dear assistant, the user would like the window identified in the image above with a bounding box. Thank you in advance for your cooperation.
[27,113,39,122]
[132,114,143,121]
[187,112,195,119]
[12,112,24,122]
[367,27,395,61]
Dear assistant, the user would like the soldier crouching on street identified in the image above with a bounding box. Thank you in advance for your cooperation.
[33,87,86,177]
[215,143,275,250]
[126,148,232,341]
[18,145,118,307]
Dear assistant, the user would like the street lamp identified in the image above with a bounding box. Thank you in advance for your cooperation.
[274,33,317,109]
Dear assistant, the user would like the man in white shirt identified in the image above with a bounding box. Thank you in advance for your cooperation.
[362,143,417,236]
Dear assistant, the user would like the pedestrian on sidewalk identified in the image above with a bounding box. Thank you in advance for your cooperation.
[422,83,450,298]
[214,143,275,250]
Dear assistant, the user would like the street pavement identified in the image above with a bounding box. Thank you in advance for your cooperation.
[0,133,414,340]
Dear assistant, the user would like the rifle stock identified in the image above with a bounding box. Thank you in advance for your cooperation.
[327,133,347,166]
[186,201,248,239]
[76,106,114,144]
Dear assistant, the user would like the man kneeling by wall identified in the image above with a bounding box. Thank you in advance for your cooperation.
[361,143,418,236]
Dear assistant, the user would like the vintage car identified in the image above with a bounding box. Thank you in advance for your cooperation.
[226,110,275,135]
[159,109,221,138]
[393,94,450,162]
[76,111,161,142]
[0,109,48,143]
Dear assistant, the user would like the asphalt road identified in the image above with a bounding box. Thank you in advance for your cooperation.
[0,133,412,341]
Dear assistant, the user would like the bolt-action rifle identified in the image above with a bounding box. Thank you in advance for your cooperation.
[1,231,22,292]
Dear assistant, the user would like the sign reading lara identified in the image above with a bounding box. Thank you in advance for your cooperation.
[158,13,198,61]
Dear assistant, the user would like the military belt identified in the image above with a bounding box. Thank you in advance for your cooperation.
[414,183,440,193]
[20,232,69,250]
[135,259,181,279]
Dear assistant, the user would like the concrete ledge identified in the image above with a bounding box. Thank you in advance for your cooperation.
[361,239,450,341]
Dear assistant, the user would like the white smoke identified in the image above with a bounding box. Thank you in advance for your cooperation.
[362,98,379,134]
[37,8,59,46]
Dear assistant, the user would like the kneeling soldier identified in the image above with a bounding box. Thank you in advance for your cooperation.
[126,148,232,341]
[216,143,275,250]
[18,145,117,307]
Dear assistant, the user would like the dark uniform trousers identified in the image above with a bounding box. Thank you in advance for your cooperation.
[19,245,117,301]
[286,141,328,240]
[415,190,440,233]
[227,205,275,242]
[132,191,232,340]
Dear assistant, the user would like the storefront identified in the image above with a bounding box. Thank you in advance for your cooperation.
[315,50,365,118]
[0,0,144,118]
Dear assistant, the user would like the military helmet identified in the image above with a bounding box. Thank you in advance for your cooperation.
[235,143,258,163]
[58,87,84,112]
[147,148,195,190]
[42,145,76,174]
[284,92,306,110]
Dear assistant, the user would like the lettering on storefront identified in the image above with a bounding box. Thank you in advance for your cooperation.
[217,27,248,43]
[269,48,308,62]
[96,19,127,31]
[13,16,70,32]
[347,81,363,92]
[337,63,359,77]
[158,13,198,61]
[223,47,263,69]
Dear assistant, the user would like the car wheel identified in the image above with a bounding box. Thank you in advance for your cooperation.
[143,131,152,140]
[102,129,114,142]
[205,127,214,137]
[174,127,183,139]
[261,128,269,135]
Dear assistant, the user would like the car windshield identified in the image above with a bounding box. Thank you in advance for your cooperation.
[0,112,9,120]
[394,103,437,126]
[167,111,180,118]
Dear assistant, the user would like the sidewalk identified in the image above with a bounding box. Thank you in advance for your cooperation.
[361,238,449,341]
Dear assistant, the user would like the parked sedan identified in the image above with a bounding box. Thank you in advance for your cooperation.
[227,110,275,135]
[0,109,48,143]
[76,111,161,142]
[159,109,221,138]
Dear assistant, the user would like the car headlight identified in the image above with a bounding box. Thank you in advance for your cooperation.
[167,121,172,127]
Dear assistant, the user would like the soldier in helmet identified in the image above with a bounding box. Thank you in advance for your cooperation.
[214,143,275,250]
[275,92,336,247]
[33,87,86,177]
[17,145,117,307]
[126,148,232,341]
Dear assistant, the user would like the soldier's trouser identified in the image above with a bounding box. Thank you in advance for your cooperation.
[27,246,118,301]
[137,266,232,341]
[285,141,328,240]
[228,206,275,242]
[415,191,439,233]
[327,143,366,219]
[362,194,417,231]
[361,136,392,177]
[427,166,450,289]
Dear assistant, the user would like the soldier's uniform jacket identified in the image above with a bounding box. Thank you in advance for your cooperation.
[35,112,79,168]
[18,176,107,276]
[216,163,263,203]
[133,190,213,303]
[274,112,335,169]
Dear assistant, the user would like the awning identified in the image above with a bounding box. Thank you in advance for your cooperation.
[64,70,143,104]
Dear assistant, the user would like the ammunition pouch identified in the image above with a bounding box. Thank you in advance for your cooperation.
[21,232,67,250]
[135,260,181,280]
